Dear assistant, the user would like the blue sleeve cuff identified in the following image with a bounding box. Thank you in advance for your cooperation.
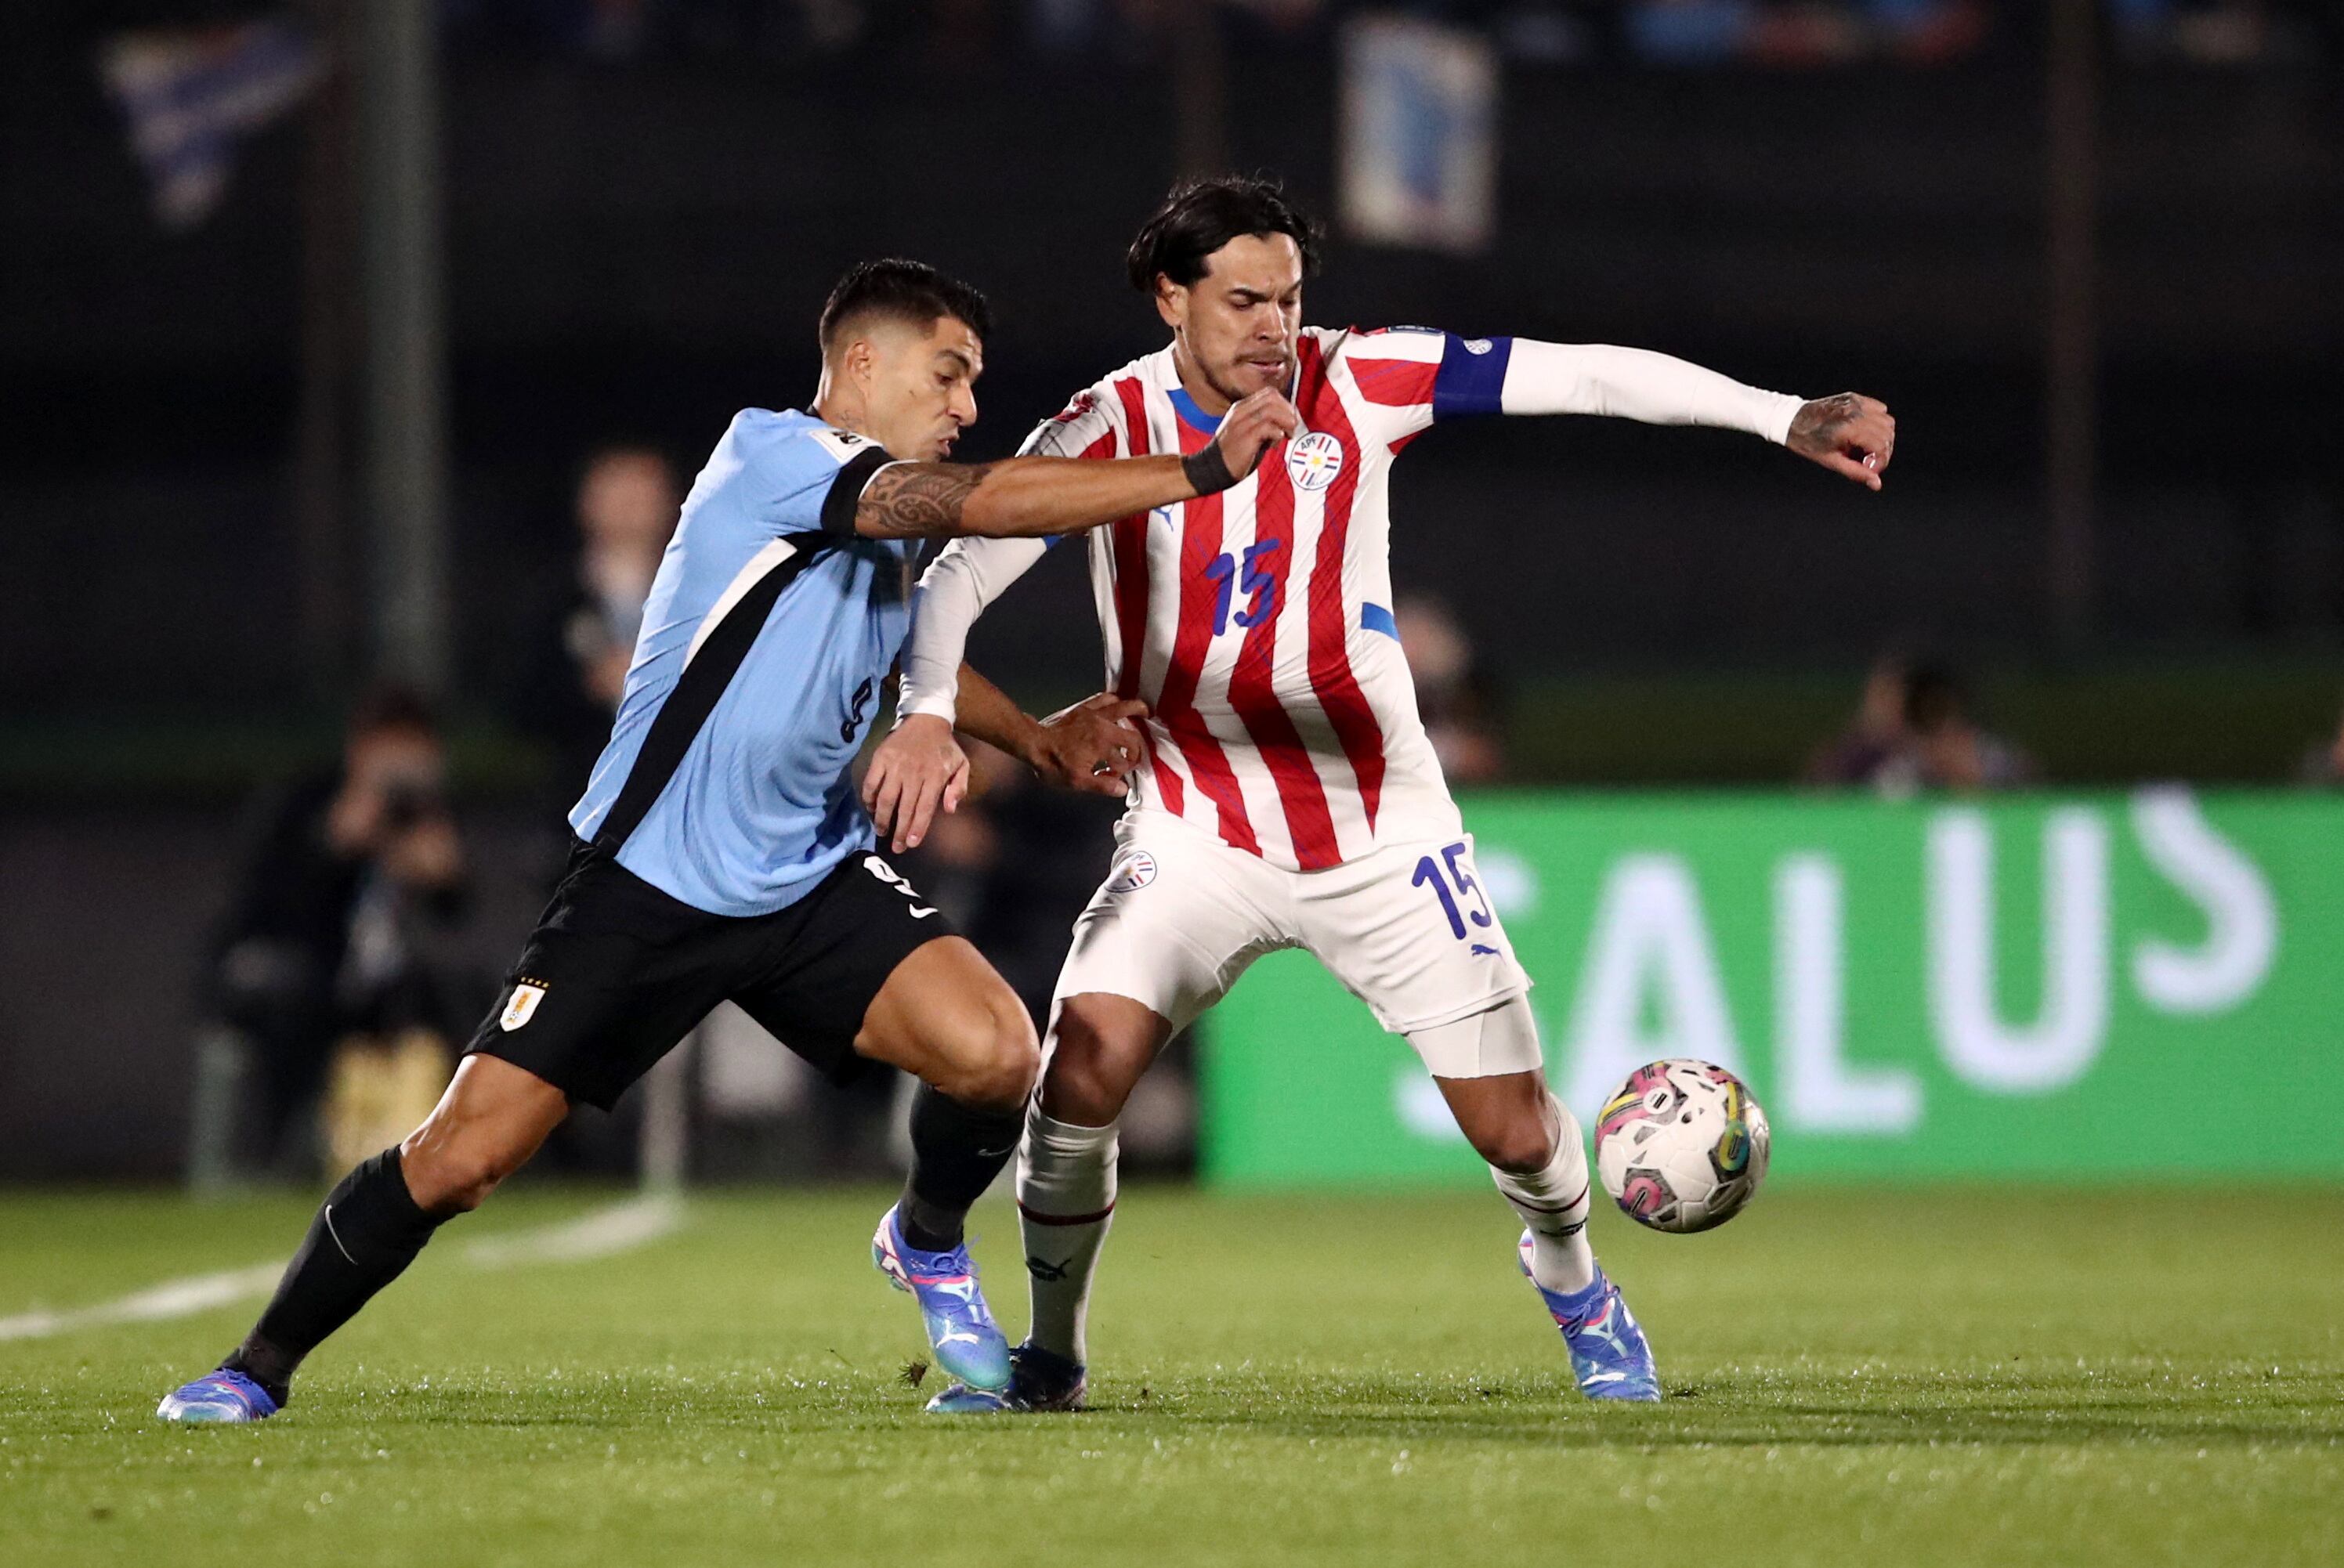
[1431,335,1513,421]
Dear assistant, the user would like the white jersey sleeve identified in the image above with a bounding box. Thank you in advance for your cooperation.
[895,387,1126,726]
[1499,339,1805,443]
[896,537,1048,723]
[1327,326,1804,450]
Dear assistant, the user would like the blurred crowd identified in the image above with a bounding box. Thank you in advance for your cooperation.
[441,0,2344,67]
[1802,656,2035,796]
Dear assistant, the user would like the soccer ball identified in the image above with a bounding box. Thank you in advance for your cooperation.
[1593,1059,1771,1234]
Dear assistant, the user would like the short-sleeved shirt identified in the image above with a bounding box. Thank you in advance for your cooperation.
[567,407,910,917]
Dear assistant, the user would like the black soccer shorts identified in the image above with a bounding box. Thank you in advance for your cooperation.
[464,837,957,1111]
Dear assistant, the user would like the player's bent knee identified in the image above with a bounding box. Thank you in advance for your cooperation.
[399,1116,548,1213]
[400,1141,521,1215]
[930,995,1037,1111]
[1437,1069,1562,1174]
[1040,995,1166,1125]
[396,1055,566,1214]
[985,1003,1043,1107]
[1039,1045,1123,1125]
[1469,1120,1559,1176]
[960,1050,1036,1113]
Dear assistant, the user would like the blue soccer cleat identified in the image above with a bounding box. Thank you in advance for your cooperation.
[873,1205,1011,1393]
[924,1339,1087,1415]
[1518,1232,1662,1402]
[924,1383,1015,1414]
[156,1367,280,1425]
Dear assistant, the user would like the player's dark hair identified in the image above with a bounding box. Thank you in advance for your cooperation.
[577,442,671,482]
[1901,660,1968,734]
[818,259,993,350]
[348,684,437,739]
[1126,175,1324,293]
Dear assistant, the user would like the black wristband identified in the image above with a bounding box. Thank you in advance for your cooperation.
[1181,442,1237,497]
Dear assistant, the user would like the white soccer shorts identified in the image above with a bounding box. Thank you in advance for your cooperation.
[1051,808,1537,1077]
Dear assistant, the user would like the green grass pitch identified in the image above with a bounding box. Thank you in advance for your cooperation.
[3,1184,2339,1567]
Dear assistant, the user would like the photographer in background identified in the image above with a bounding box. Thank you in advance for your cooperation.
[206,688,479,1176]
[1807,654,2034,797]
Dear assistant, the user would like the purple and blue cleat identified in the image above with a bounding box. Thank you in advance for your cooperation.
[156,1367,280,1425]
[924,1339,1087,1414]
[873,1205,1011,1394]
[1518,1232,1662,1402]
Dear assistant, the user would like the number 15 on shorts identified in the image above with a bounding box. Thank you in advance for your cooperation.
[1413,840,1499,953]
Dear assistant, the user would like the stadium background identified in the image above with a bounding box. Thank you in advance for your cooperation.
[6,9,2343,1567]
[5,9,2343,1189]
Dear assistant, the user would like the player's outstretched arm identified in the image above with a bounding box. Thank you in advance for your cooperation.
[896,534,1047,728]
[851,388,1299,540]
[1490,339,1895,490]
[956,674,1144,797]
[863,667,1142,852]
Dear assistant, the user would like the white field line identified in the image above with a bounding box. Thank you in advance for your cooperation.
[0,1262,287,1342]
[0,1194,685,1342]
[463,1193,683,1268]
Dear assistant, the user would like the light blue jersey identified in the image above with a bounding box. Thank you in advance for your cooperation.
[568,408,913,917]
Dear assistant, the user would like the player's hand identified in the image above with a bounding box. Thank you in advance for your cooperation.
[1787,392,1895,491]
[863,714,968,853]
[1024,693,1147,799]
[1211,388,1304,480]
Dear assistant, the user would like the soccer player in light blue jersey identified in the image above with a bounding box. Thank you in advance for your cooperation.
[157,260,1300,1424]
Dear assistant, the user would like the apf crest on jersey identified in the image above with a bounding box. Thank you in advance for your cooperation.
[1105,850,1158,894]
[1286,430,1345,493]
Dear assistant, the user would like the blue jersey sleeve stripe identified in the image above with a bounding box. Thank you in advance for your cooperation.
[1361,602,1401,641]
[1431,335,1513,421]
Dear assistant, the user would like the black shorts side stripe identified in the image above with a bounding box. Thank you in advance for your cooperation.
[821,446,896,536]
[591,539,823,854]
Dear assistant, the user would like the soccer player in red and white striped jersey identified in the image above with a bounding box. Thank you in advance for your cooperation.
[867,178,1894,1412]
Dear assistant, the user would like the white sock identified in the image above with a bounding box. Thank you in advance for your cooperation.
[1490,1094,1597,1295]
[1017,1107,1119,1365]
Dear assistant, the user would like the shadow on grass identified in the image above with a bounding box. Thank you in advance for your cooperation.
[244,1365,2344,1454]
[1177,1404,2344,1451]
[1076,1367,2344,1449]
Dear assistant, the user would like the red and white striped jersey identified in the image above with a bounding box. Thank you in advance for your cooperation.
[1025,324,1514,872]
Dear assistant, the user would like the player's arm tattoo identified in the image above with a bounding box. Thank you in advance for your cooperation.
[852,461,997,538]
[1787,393,1864,457]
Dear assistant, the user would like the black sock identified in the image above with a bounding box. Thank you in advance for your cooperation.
[898,1085,1024,1252]
[222,1147,448,1404]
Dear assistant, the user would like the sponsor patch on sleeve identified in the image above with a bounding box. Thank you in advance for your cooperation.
[807,425,872,464]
